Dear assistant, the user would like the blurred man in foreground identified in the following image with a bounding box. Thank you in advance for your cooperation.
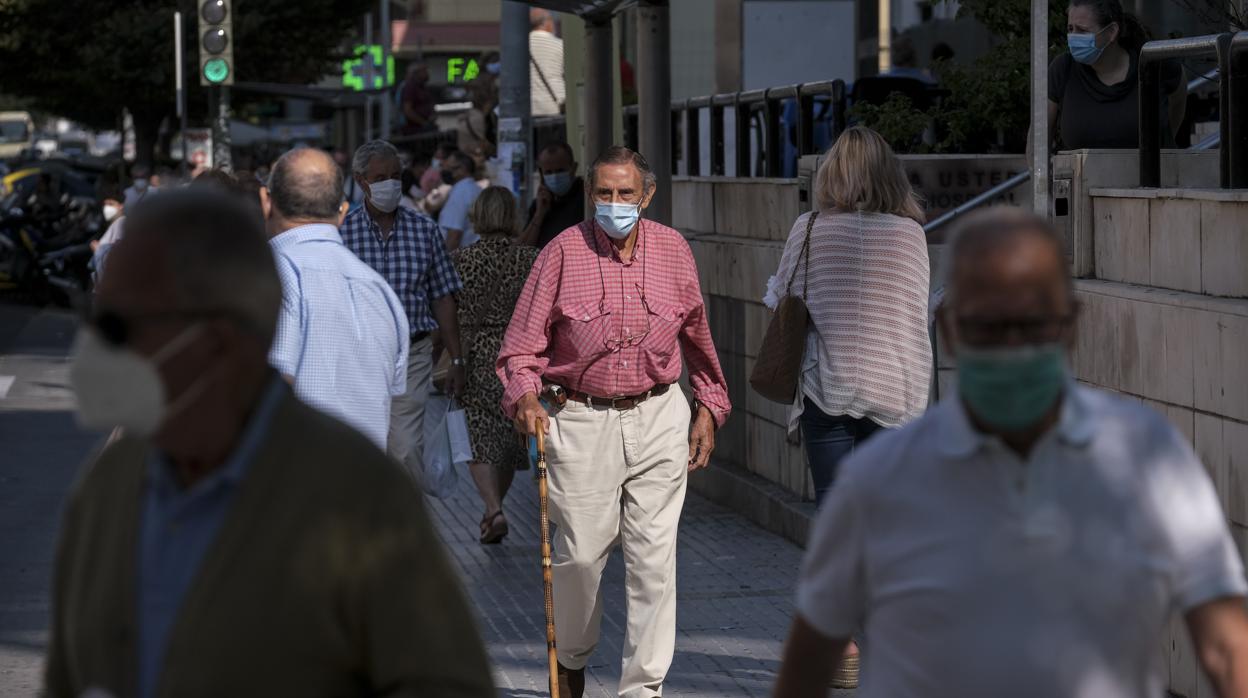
[46,189,493,698]
[773,207,1248,697]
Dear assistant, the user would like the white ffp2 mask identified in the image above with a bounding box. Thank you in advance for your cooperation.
[69,325,204,437]
[367,179,403,213]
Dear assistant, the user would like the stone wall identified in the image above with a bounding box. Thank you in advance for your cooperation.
[677,176,810,496]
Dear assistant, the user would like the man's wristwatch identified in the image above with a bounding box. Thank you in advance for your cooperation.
[691,399,715,427]
[450,357,466,367]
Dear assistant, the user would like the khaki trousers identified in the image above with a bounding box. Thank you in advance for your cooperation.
[387,336,432,484]
[546,385,691,698]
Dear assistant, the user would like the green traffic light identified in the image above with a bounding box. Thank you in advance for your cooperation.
[203,57,230,84]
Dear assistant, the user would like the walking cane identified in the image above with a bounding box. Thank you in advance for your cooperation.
[536,423,560,698]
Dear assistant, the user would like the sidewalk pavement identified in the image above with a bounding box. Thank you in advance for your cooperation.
[426,465,855,697]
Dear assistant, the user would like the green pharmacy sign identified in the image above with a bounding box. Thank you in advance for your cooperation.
[342,44,396,91]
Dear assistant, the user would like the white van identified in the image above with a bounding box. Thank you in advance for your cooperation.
[0,111,35,161]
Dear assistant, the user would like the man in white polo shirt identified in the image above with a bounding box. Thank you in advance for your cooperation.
[773,207,1248,698]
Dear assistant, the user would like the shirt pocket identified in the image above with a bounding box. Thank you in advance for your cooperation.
[557,301,613,357]
[642,298,686,360]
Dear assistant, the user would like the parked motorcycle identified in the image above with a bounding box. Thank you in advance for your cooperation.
[0,191,102,305]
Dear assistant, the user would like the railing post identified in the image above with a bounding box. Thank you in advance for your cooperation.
[797,87,814,156]
[735,97,751,177]
[670,105,681,176]
[686,100,701,176]
[1138,56,1162,187]
[763,90,782,177]
[831,80,847,141]
[1138,34,1232,188]
[1217,33,1232,188]
[710,99,726,176]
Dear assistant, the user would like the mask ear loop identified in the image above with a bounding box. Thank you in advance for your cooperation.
[154,323,231,427]
[151,323,206,365]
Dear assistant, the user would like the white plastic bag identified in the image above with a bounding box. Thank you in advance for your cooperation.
[446,401,473,466]
[421,395,461,498]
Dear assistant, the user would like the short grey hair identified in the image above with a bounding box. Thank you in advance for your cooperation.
[587,145,656,195]
[942,205,1072,308]
[352,139,400,175]
[125,189,282,345]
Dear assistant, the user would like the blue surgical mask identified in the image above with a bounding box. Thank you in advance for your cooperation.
[1068,26,1109,65]
[486,62,501,75]
[957,343,1067,432]
[543,171,574,196]
[595,202,640,240]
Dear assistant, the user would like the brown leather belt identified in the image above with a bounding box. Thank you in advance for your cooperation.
[546,383,670,411]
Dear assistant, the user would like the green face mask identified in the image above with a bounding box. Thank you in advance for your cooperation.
[956,343,1067,432]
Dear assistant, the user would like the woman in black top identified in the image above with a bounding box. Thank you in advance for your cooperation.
[1046,0,1185,150]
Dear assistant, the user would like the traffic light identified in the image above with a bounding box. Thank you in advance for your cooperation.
[197,0,233,86]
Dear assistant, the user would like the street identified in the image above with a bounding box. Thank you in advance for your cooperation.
[0,303,102,696]
[0,300,847,697]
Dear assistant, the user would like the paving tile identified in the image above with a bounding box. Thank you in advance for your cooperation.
[425,467,854,697]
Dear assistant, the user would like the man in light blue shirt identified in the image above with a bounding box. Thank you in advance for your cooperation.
[261,147,408,447]
[437,150,482,251]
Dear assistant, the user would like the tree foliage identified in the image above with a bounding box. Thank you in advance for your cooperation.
[1166,0,1248,31]
[852,0,1066,153]
[0,0,373,163]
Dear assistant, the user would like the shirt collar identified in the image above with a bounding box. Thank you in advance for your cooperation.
[147,374,288,493]
[935,380,1097,459]
[270,223,342,250]
[590,219,646,264]
[365,205,417,232]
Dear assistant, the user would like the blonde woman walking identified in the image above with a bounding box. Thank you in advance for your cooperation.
[451,186,538,543]
[764,125,931,688]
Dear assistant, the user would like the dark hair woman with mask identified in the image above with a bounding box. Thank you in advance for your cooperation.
[1047,0,1185,150]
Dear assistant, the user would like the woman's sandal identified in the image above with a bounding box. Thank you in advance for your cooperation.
[479,510,508,545]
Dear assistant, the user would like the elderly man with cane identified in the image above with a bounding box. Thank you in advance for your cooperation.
[498,145,731,698]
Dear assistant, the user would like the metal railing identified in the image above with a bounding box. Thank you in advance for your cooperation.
[667,80,848,178]
[1139,33,1232,187]
[619,81,848,178]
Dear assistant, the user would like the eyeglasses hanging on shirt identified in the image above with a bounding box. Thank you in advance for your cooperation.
[592,220,650,353]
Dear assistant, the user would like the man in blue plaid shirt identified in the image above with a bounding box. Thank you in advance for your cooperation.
[341,140,466,482]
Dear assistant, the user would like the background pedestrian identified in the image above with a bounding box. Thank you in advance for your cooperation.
[263,147,408,448]
[340,139,467,487]
[764,126,931,507]
[438,150,482,251]
[529,9,565,116]
[450,186,538,544]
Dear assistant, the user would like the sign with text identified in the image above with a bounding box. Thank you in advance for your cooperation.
[900,155,1030,241]
[446,57,480,84]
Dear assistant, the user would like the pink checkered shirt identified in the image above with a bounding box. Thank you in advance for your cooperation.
[497,219,731,427]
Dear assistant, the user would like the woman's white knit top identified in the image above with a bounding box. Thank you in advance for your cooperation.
[764,210,932,432]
